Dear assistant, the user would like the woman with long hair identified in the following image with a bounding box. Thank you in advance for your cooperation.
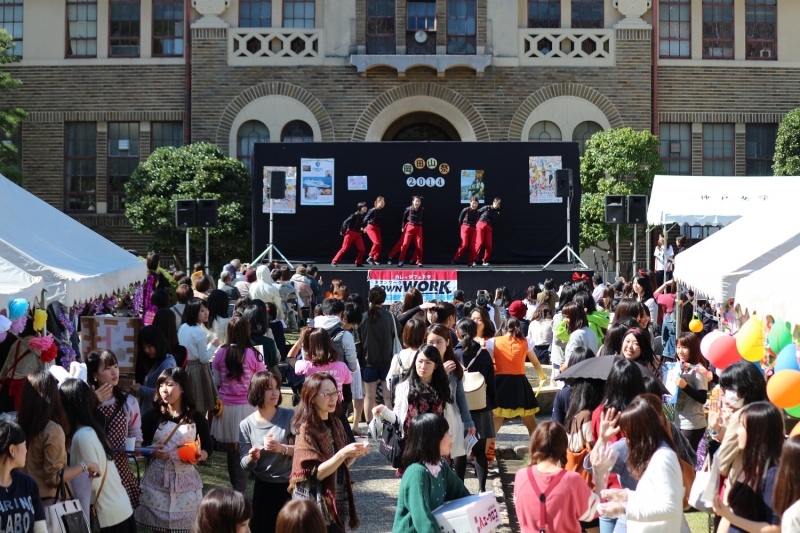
[87,349,143,509]
[672,332,708,452]
[385,319,426,411]
[178,298,219,414]
[359,287,398,426]
[559,302,599,369]
[290,373,367,532]
[711,402,783,533]
[152,308,188,368]
[426,324,474,480]
[597,395,683,532]
[393,414,470,532]
[551,346,597,426]
[60,379,136,533]
[469,306,496,348]
[395,288,431,328]
[191,488,252,533]
[0,420,48,533]
[239,371,294,533]
[494,287,512,322]
[773,436,800,529]
[527,304,553,366]
[523,285,540,318]
[276,500,327,533]
[563,364,604,457]
[632,274,657,328]
[17,371,100,503]
[611,298,641,325]
[453,318,495,492]
[487,317,545,435]
[598,319,637,356]
[550,285,578,378]
[514,421,600,532]
[621,327,658,373]
[205,290,231,347]
[134,326,178,415]
[135,368,212,533]
[211,317,266,492]
[363,196,385,265]
[242,304,279,372]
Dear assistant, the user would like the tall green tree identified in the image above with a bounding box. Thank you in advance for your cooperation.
[579,127,664,269]
[124,143,252,271]
[773,108,800,176]
[0,30,26,184]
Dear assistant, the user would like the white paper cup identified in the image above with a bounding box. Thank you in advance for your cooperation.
[354,436,369,447]
[124,437,136,452]
[263,435,274,449]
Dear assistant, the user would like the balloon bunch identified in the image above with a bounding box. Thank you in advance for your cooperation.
[763,320,800,416]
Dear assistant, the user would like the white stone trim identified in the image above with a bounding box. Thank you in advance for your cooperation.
[16,58,185,67]
[520,95,612,142]
[227,95,323,155]
[363,96,477,142]
[660,58,800,68]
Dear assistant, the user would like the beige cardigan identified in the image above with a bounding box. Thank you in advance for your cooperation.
[21,420,67,499]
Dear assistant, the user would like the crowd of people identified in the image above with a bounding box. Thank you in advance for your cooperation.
[2,241,800,533]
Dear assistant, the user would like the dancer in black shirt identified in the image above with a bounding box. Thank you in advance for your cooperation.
[475,197,501,266]
[332,202,368,267]
[363,196,385,265]
[453,197,480,267]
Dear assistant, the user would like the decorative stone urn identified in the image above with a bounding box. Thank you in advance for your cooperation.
[192,0,230,27]
[613,0,652,27]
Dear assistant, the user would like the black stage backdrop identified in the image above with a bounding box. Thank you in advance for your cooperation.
[251,142,581,265]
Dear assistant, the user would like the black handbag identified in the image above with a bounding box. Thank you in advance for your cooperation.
[378,419,404,469]
[44,469,91,533]
[387,355,406,407]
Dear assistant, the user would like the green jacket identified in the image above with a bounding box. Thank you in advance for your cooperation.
[554,311,609,343]
[393,460,471,533]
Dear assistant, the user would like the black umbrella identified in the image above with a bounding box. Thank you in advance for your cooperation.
[555,354,670,395]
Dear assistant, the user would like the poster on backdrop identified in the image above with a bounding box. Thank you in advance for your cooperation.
[347,176,368,190]
[529,156,563,204]
[262,166,297,214]
[300,158,335,205]
[370,270,458,303]
[460,170,485,203]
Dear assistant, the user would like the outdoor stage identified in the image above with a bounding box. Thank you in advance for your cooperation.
[313,263,592,302]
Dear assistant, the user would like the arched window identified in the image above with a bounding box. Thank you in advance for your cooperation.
[572,121,602,155]
[528,121,562,142]
[237,120,269,174]
[281,120,314,142]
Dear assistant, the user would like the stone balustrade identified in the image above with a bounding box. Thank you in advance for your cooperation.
[228,28,324,66]
[518,28,615,67]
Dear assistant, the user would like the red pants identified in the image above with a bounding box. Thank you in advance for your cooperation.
[454,225,477,264]
[399,224,423,264]
[332,230,365,265]
[475,221,493,262]
[365,224,382,260]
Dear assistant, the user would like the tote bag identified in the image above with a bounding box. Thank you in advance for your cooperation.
[45,470,90,533]
[462,354,486,411]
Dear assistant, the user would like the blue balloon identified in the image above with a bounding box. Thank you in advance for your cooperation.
[774,344,800,373]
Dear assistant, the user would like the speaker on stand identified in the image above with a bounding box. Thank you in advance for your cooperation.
[543,169,589,270]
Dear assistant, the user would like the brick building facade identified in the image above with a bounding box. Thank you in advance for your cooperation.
[0,0,794,254]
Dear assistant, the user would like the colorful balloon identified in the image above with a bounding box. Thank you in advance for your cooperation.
[706,335,740,371]
[736,316,765,363]
[774,344,799,374]
[767,369,800,408]
[768,321,793,354]
[701,331,725,358]
[786,405,800,418]
[689,314,704,333]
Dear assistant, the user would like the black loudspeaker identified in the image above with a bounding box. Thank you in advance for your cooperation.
[197,199,218,227]
[268,171,286,200]
[175,199,196,228]
[555,169,573,198]
[604,195,625,223]
[627,195,648,224]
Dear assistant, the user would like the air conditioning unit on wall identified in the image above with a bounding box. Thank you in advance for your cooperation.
[760,49,772,58]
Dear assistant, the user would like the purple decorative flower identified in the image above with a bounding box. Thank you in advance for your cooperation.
[9,316,26,335]
[132,283,144,316]
[57,305,75,336]
[58,339,78,370]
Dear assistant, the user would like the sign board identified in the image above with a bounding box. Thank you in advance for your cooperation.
[369,270,457,303]
[433,492,501,533]
[80,316,141,374]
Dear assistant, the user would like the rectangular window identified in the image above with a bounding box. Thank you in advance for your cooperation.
[151,122,183,150]
[660,0,690,58]
[367,0,395,54]
[283,0,315,28]
[0,0,23,57]
[65,123,97,212]
[745,124,777,176]
[571,0,603,29]
[109,0,140,57]
[703,123,734,176]
[406,1,435,54]
[66,0,98,57]
[108,122,139,213]
[659,123,692,175]
[239,0,271,27]
[447,0,475,55]
[153,0,183,56]
[745,0,776,60]
[703,0,733,59]
[528,0,560,28]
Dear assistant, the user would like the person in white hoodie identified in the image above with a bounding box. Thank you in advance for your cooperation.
[249,265,284,321]
[290,266,314,324]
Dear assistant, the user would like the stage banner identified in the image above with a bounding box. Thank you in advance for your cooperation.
[369,270,457,302]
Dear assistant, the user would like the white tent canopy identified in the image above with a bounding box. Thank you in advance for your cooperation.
[0,256,45,311]
[0,176,147,306]
[647,175,800,226]
[735,245,800,326]
[672,210,800,303]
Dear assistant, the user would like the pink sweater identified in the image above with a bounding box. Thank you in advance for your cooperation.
[212,347,266,405]
[514,467,599,533]
[294,360,352,400]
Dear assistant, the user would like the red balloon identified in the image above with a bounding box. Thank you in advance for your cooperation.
[707,335,740,371]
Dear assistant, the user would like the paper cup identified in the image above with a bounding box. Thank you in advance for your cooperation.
[354,436,369,447]
[124,437,136,452]
[263,434,274,449]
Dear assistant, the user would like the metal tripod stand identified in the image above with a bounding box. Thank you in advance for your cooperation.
[542,179,589,271]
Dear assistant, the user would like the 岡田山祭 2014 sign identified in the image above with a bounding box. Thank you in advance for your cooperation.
[369,270,457,302]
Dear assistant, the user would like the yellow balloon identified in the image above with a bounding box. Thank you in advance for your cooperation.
[736,315,765,362]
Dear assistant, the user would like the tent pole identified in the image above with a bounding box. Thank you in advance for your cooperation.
[616,225,620,280]
[185,229,190,274]
[632,224,638,275]
[205,228,210,275]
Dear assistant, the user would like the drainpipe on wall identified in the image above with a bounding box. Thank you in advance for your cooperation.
[652,0,659,135]
[184,0,192,144]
